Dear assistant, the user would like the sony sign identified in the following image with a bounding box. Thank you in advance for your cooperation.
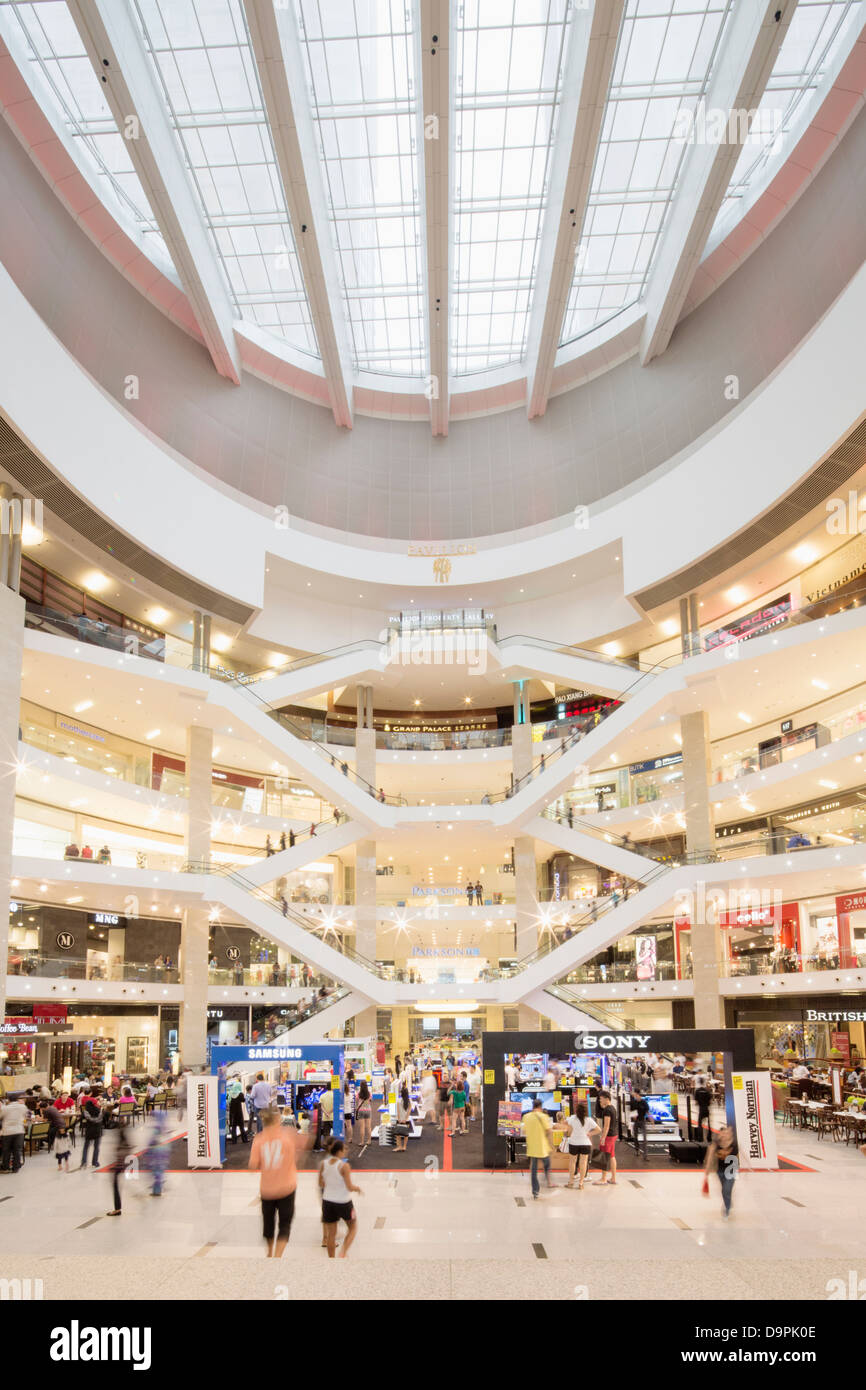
[575,1032,651,1051]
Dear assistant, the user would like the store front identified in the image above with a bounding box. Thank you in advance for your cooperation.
[7,899,181,981]
[725,995,866,1066]
[481,1028,756,1167]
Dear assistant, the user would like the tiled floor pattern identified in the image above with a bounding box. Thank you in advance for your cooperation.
[0,1121,863,1300]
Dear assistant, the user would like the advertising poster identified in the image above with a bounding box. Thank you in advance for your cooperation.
[831,1030,851,1060]
[636,935,657,980]
[187,1074,221,1169]
[731,1071,778,1170]
[497,1100,523,1137]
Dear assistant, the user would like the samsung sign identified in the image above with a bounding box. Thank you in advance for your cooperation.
[575,1032,651,1051]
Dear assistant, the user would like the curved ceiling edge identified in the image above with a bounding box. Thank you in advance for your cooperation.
[2,244,866,622]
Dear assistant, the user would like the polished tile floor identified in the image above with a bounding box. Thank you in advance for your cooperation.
[0,1121,863,1300]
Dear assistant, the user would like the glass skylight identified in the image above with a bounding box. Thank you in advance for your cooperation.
[711,0,861,240]
[293,0,426,377]
[452,0,573,376]
[132,0,319,355]
[0,0,169,259]
[3,0,863,391]
[560,0,732,347]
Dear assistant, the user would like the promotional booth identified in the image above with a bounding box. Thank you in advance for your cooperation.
[482,1028,759,1169]
[194,1041,347,1167]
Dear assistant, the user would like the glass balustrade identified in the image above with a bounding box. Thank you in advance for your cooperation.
[6,953,180,984]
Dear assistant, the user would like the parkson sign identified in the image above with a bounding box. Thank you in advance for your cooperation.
[574,1032,651,1051]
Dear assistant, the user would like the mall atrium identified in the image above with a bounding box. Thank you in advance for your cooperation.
[1,0,866,1317]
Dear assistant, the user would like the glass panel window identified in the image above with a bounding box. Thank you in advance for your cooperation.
[132,0,319,354]
[452,0,573,374]
[293,0,426,376]
[560,0,732,346]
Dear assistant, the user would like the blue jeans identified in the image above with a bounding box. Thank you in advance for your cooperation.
[718,1172,735,1213]
[529,1155,550,1196]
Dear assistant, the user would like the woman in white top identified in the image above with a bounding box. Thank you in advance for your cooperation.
[420,1070,438,1124]
[319,1138,363,1258]
[564,1103,600,1190]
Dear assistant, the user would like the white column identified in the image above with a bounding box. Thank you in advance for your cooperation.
[513,836,537,961]
[0,586,25,1017]
[180,724,212,1068]
[511,681,532,785]
[681,710,724,1027]
[352,688,378,1038]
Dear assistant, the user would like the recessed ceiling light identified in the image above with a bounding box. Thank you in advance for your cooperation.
[792,543,818,566]
[73,700,93,714]
[149,607,169,625]
[145,729,161,741]
[725,585,746,605]
[737,712,752,724]
[82,570,109,593]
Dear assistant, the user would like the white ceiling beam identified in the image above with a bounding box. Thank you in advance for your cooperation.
[420,0,450,436]
[525,0,625,420]
[67,0,242,385]
[639,0,796,366]
[243,0,354,428]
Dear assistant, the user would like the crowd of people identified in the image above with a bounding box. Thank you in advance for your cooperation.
[0,1071,184,1214]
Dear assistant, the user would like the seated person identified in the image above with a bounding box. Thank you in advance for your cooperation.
[64,842,80,859]
[96,845,111,864]
[81,844,94,860]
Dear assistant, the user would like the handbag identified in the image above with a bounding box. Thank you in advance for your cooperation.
[701,1174,710,1196]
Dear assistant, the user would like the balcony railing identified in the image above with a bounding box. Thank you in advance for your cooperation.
[6,954,180,984]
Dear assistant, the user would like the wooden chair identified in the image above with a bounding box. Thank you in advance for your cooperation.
[27,1121,50,1156]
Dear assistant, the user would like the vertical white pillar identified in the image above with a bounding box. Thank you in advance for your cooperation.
[513,836,537,961]
[180,724,213,1067]
[681,709,724,1027]
[0,586,25,1017]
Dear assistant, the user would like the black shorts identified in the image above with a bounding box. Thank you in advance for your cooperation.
[261,1191,295,1242]
[568,1143,592,1156]
[322,1199,354,1226]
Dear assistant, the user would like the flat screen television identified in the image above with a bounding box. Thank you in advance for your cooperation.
[295,1084,327,1113]
[510,1090,560,1114]
[645,1094,676,1124]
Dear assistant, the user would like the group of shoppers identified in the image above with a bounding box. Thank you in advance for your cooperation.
[464,880,485,905]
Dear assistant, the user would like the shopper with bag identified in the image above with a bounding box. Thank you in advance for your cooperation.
[564,1103,600,1189]
[703,1124,739,1218]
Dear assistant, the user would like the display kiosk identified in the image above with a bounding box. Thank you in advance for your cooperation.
[210,1041,346,1164]
[482,1028,756,1168]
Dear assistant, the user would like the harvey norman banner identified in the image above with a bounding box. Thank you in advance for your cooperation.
[187,1075,220,1169]
[731,1071,778,1170]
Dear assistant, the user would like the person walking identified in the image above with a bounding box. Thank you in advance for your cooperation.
[420,1069,438,1124]
[248,1108,310,1257]
[629,1091,649,1160]
[106,1121,133,1216]
[79,1091,105,1170]
[227,1075,248,1144]
[703,1124,739,1219]
[355,1081,372,1148]
[449,1077,467,1135]
[251,1073,273,1134]
[593,1090,618,1187]
[0,1094,28,1174]
[265,834,273,857]
[54,1119,72,1173]
[465,881,474,907]
[438,1073,452,1132]
[343,1071,356,1145]
[474,880,484,905]
[394,1085,412,1152]
[564,1102,599,1189]
[523,1098,553,1199]
[694,1076,713,1145]
[315,1085,334,1151]
[319,1138,363,1258]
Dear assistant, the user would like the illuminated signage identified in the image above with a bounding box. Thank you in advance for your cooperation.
[704,594,792,650]
[574,1032,650,1051]
[410,947,481,958]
